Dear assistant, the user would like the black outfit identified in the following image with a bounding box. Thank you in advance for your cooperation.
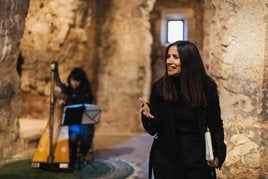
[64,87,94,166]
[142,77,226,179]
[55,71,95,166]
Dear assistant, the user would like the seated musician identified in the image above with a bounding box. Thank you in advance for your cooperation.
[54,64,95,167]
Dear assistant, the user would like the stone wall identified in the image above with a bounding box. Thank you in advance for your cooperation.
[20,0,155,134]
[95,0,155,134]
[205,0,268,178]
[0,0,29,157]
[20,0,96,119]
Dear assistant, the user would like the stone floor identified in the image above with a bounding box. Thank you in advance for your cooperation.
[18,118,153,179]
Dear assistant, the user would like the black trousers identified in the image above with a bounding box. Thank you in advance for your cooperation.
[152,146,214,179]
[69,124,94,165]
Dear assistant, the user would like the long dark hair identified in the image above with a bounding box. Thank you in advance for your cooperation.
[156,41,213,107]
[67,67,93,95]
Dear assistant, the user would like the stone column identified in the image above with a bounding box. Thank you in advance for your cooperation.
[206,0,268,178]
[95,0,155,135]
[0,0,29,157]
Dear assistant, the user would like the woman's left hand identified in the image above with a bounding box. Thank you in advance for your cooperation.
[207,157,219,168]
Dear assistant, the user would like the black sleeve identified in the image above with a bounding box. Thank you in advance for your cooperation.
[141,83,160,136]
[82,91,94,104]
[207,82,227,168]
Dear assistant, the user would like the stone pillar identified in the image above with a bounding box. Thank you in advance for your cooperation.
[262,14,268,177]
[0,0,29,157]
[95,0,155,134]
[206,0,268,178]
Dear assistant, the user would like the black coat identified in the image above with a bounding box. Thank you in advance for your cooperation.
[142,79,226,178]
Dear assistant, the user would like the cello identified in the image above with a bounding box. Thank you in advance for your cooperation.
[31,62,70,169]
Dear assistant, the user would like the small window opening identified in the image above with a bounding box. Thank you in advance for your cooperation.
[161,13,188,46]
[167,20,184,43]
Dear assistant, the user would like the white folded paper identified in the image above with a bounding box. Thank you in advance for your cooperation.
[205,128,214,161]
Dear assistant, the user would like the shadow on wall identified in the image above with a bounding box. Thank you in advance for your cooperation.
[16,52,24,77]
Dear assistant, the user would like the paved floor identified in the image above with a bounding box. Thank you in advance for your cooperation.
[18,119,154,179]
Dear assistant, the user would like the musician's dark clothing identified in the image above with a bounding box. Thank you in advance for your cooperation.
[55,71,94,166]
[59,85,94,106]
[142,77,226,179]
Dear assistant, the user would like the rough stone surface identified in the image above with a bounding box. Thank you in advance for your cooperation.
[0,0,29,157]
[20,0,95,118]
[95,0,155,134]
[206,0,268,178]
[19,0,155,135]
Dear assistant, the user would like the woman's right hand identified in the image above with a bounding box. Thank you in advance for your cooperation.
[138,98,154,119]
[58,99,66,105]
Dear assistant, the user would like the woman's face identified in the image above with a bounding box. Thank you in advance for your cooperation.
[70,78,81,89]
[166,45,181,76]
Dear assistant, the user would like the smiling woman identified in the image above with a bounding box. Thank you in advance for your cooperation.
[138,41,226,179]
[166,45,181,76]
